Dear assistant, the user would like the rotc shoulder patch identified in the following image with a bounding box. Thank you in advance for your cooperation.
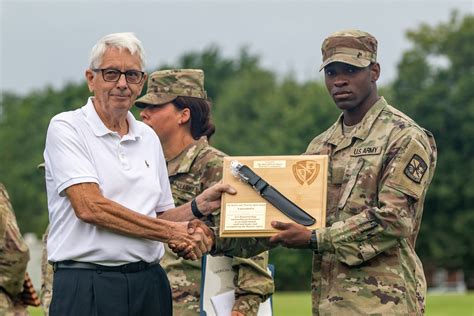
[404,154,428,183]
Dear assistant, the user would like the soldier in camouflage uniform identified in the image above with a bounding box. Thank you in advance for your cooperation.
[136,69,274,316]
[0,183,30,316]
[40,225,52,315]
[209,30,437,315]
[37,163,53,316]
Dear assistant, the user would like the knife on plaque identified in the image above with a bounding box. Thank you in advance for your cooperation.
[230,160,316,226]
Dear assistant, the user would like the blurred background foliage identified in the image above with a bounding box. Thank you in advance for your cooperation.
[1,12,472,290]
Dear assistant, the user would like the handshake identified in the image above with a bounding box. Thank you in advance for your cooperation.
[168,219,216,260]
[165,183,235,261]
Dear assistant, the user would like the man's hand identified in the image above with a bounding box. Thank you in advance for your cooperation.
[169,220,215,260]
[187,219,215,241]
[269,221,312,248]
[194,183,236,216]
[167,221,214,260]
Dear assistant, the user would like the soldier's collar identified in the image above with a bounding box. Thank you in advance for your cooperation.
[167,137,208,176]
[326,97,387,145]
[353,97,387,140]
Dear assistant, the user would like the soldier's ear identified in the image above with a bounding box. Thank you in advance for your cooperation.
[370,63,380,82]
[179,108,191,124]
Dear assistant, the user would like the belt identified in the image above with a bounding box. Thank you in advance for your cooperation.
[53,260,159,273]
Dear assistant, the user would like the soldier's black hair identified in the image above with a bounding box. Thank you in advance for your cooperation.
[172,96,216,141]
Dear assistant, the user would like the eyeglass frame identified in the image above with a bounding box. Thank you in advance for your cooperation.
[92,68,145,84]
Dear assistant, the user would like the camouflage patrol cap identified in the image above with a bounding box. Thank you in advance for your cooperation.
[135,69,207,108]
[320,29,377,71]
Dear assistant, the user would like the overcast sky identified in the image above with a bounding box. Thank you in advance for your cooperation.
[1,0,472,95]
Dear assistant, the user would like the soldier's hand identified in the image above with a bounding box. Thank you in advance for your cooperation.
[187,219,215,242]
[194,183,236,216]
[167,221,214,260]
[171,220,215,260]
[184,219,215,260]
[269,221,312,248]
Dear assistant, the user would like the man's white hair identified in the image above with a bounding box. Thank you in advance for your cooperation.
[89,32,146,70]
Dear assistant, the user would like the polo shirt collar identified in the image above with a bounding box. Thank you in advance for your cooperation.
[124,112,141,141]
[83,97,141,140]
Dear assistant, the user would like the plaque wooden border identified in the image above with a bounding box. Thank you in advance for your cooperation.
[220,155,327,237]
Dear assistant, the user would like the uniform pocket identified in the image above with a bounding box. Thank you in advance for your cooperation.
[338,158,365,210]
[330,260,409,315]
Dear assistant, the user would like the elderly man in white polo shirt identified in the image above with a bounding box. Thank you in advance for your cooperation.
[43,32,234,316]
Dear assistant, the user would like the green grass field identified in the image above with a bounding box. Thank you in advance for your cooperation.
[28,292,474,316]
[271,292,474,316]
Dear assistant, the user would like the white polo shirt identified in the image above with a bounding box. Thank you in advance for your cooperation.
[44,97,174,264]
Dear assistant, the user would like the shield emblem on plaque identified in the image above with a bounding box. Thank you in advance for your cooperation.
[293,160,320,185]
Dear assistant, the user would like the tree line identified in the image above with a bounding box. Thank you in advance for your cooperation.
[0,13,472,290]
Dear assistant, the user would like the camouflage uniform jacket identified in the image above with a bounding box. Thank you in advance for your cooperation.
[0,183,30,316]
[304,97,437,315]
[160,137,274,316]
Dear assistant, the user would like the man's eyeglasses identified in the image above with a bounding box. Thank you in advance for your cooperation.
[92,68,145,84]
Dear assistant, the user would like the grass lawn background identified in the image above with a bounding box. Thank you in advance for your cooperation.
[271,292,474,316]
[28,291,474,316]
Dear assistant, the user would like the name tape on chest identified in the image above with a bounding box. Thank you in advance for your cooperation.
[173,181,199,194]
[351,146,382,157]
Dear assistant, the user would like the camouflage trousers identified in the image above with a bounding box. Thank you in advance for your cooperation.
[40,231,53,316]
[167,266,201,316]
[0,290,29,316]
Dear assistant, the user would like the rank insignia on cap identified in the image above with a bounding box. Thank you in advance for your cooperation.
[404,154,427,183]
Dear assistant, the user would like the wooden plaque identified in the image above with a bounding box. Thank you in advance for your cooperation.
[220,155,327,237]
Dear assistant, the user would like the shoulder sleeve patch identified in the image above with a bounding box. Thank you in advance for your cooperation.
[404,154,428,183]
[385,136,431,199]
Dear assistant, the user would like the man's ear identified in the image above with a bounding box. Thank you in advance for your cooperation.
[85,69,95,93]
[370,63,380,82]
[138,73,147,94]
